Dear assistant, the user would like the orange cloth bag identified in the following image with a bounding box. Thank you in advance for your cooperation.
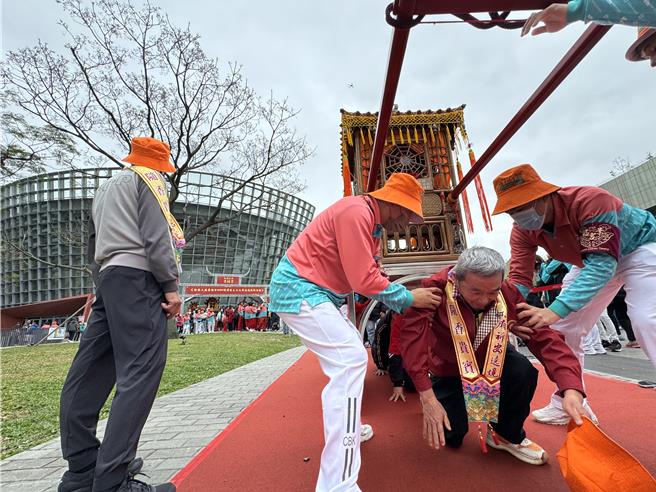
[557,417,656,491]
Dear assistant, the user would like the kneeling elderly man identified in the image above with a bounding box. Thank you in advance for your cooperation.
[400,246,587,464]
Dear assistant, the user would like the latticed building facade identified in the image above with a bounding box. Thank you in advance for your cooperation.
[599,156,656,217]
[1,168,314,308]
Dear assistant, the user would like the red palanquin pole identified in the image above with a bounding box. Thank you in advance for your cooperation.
[366,1,415,192]
[449,23,611,200]
[366,0,606,198]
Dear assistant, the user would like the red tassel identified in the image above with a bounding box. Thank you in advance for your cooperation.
[478,423,489,454]
[469,147,493,232]
[456,159,474,234]
[342,155,352,197]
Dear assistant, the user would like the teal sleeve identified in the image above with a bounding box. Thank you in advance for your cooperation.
[514,283,530,299]
[548,253,617,318]
[568,0,656,26]
[567,0,585,22]
[373,283,414,313]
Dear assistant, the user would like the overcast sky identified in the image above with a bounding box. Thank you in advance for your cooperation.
[3,0,655,258]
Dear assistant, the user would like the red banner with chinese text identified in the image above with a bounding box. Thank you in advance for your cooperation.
[184,285,267,296]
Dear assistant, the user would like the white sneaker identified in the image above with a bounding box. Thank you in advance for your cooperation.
[360,424,374,442]
[486,430,548,465]
[531,403,570,425]
[532,401,599,426]
[582,401,599,425]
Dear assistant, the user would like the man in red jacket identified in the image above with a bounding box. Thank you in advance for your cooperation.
[401,246,587,465]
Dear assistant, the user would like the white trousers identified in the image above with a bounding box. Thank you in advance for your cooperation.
[549,242,656,408]
[279,301,368,492]
[581,326,605,355]
[595,312,619,343]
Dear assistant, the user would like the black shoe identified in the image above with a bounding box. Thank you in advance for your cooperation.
[638,380,656,389]
[610,340,622,352]
[116,477,176,492]
[58,458,144,492]
[601,340,611,349]
[127,457,144,477]
[58,468,94,492]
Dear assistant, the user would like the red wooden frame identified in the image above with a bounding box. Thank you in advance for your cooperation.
[366,1,611,196]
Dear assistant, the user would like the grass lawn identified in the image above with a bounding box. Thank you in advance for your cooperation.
[0,332,300,459]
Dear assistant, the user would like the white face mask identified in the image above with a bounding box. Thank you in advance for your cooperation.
[510,206,545,230]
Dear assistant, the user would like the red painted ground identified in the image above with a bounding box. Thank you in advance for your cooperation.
[172,351,656,492]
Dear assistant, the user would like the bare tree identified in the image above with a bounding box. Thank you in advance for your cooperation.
[610,156,633,177]
[2,0,312,244]
[0,232,92,276]
[1,112,79,183]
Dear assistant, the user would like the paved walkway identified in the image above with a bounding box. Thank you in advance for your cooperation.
[0,346,307,492]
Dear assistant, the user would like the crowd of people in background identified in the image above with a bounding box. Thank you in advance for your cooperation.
[175,301,278,335]
[21,317,88,344]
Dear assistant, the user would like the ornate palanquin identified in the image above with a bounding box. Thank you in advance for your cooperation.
[340,106,471,264]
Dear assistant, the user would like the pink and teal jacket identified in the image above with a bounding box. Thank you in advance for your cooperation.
[508,186,656,318]
[269,195,413,314]
[567,0,656,27]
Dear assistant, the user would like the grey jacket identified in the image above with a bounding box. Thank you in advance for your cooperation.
[88,170,179,293]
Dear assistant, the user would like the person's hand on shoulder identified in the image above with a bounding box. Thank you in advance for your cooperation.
[410,287,442,309]
[509,320,535,341]
[516,303,561,329]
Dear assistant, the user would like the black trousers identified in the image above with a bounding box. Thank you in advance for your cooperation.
[60,266,168,491]
[431,345,538,447]
[607,297,636,342]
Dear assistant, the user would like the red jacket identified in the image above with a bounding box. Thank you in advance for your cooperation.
[400,266,585,395]
[388,313,402,355]
[508,186,622,291]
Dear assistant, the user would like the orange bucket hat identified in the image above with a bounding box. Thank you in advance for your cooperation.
[368,172,424,223]
[491,164,560,215]
[626,27,656,62]
[557,417,656,491]
[123,137,175,173]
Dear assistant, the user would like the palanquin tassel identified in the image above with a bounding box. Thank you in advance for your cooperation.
[469,146,493,232]
[456,158,474,234]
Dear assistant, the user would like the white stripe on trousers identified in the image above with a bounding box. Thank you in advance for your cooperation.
[279,301,367,492]
[549,242,656,409]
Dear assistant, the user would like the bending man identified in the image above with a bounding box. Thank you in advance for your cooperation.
[492,164,656,425]
[269,172,441,491]
[401,247,586,465]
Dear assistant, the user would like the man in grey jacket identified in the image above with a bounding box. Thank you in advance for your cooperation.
[58,137,181,492]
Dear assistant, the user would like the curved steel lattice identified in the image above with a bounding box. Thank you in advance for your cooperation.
[384,145,428,180]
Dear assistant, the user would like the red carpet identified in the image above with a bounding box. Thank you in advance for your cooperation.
[172,351,656,492]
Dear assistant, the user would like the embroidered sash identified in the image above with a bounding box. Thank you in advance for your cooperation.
[444,279,509,452]
[130,166,186,269]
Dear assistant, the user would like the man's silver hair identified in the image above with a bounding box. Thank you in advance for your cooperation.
[453,246,505,281]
